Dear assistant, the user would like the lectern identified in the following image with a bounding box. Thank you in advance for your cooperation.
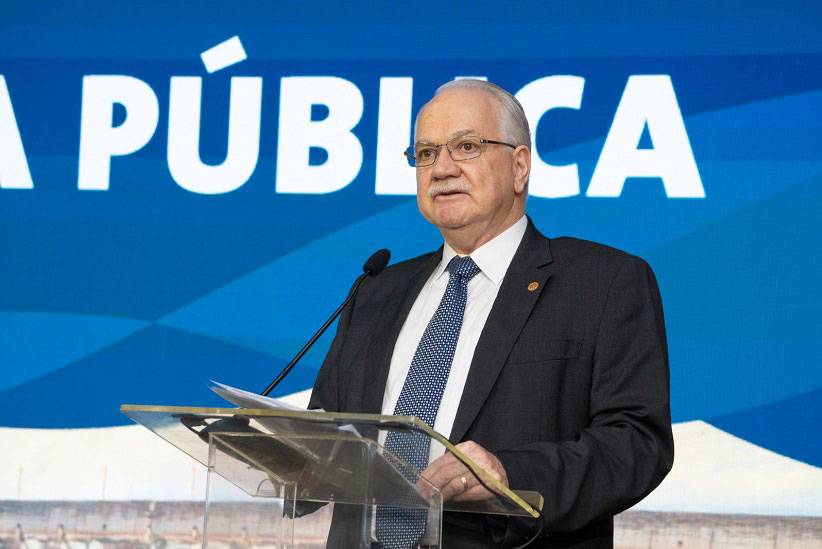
[121,405,542,548]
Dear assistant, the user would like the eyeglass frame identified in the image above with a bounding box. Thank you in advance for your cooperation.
[403,135,517,168]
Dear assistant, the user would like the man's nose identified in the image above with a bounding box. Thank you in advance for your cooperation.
[431,147,462,178]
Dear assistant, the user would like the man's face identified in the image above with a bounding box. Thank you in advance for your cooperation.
[414,88,525,242]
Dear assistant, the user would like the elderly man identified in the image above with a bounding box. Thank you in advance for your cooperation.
[310,79,673,548]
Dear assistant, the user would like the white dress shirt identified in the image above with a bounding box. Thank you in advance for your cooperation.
[380,215,528,461]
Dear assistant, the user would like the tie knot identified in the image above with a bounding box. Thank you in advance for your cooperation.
[446,255,481,281]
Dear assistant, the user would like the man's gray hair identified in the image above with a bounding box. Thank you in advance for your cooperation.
[433,79,531,149]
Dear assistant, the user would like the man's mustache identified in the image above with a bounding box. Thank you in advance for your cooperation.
[428,181,471,198]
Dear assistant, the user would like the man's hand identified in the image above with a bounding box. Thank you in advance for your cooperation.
[419,441,509,501]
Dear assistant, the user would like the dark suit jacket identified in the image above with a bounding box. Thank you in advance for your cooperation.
[310,219,674,548]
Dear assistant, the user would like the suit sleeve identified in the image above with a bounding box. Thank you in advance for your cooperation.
[494,256,674,533]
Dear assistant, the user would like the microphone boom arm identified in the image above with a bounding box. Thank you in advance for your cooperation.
[261,248,389,397]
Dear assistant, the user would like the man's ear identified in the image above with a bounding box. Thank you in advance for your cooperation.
[512,146,531,195]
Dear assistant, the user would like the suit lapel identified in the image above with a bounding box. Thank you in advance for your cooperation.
[360,249,442,414]
[449,220,554,443]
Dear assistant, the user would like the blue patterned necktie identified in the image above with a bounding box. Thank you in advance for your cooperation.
[376,255,481,549]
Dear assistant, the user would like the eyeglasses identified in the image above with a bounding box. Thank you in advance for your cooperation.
[404,135,516,168]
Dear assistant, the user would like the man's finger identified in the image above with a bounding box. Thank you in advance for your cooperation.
[451,483,497,502]
[424,460,469,491]
[421,451,457,479]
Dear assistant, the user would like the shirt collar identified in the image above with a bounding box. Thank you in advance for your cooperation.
[431,215,528,286]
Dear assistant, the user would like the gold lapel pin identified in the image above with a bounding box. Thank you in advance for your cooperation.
[528,282,539,291]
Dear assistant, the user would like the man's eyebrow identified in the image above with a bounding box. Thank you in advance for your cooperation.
[450,129,476,139]
[414,129,476,146]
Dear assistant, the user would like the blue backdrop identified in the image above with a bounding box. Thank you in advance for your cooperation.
[1,2,820,471]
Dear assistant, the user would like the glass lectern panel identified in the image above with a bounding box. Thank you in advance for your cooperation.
[121,405,542,520]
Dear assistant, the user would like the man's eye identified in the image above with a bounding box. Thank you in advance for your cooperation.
[417,148,435,159]
[458,140,478,152]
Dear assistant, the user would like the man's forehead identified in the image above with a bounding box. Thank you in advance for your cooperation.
[415,88,500,141]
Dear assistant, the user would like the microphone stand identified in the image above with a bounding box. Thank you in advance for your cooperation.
[261,248,390,397]
[261,272,370,396]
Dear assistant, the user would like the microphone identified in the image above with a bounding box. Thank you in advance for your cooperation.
[362,248,390,277]
[261,249,391,396]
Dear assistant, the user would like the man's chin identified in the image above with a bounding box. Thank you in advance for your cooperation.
[430,198,473,223]
[432,213,472,232]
